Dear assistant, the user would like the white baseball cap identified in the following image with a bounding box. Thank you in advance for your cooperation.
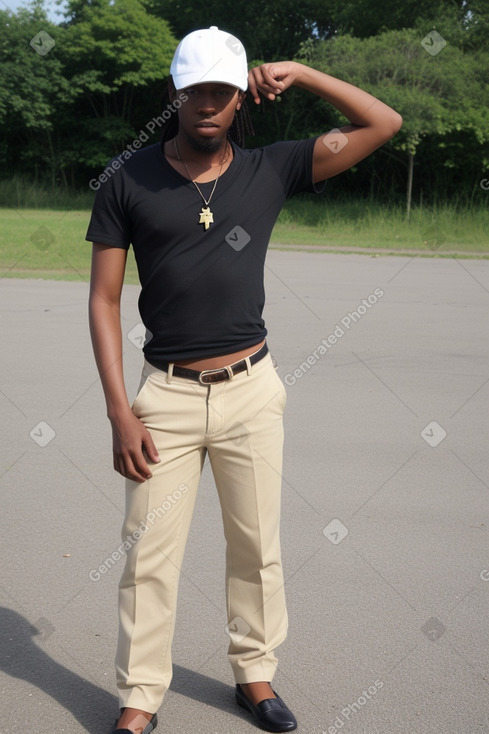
[170,26,248,92]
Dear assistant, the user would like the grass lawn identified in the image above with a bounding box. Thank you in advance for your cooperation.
[1,201,488,283]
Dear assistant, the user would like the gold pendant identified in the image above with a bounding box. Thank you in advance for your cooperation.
[199,206,214,230]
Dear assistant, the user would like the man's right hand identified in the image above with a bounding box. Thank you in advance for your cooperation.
[110,410,161,482]
[88,244,160,482]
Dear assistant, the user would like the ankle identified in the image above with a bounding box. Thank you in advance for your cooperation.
[241,681,276,705]
[116,708,153,733]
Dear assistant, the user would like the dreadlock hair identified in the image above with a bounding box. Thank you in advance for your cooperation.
[227,98,255,147]
[159,80,255,150]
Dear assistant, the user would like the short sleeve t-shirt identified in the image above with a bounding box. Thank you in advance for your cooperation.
[86,137,324,361]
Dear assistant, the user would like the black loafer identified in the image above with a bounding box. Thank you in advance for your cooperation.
[236,684,297,732]
[110,713,157,734]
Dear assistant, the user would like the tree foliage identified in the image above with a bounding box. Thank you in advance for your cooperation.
[0,5,70,184]
[0,0,488,204]
[0,0,177,185]
[145,0,333,61]
[297,27,489,208]
[319,0,489,42]
[302,28,489,151]
[58,0,177,170]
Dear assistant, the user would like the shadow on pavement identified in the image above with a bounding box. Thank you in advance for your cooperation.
[0,607,246,731]
[0,606,117,733]
[171,663,243,712]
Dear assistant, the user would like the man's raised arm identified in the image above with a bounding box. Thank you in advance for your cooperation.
[248,61,402,182]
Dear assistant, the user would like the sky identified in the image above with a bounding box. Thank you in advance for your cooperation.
[0,0,66,23]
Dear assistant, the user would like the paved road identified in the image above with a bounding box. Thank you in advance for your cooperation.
[1,252,488,734]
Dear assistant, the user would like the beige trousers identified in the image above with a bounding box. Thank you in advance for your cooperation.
[115,350,288,712]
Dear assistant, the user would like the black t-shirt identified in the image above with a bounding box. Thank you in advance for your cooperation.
[86,138,324,361]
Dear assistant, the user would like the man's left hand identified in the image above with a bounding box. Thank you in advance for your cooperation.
[247,61,299,104]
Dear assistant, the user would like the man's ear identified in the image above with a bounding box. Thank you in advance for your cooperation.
[236,91,246,110]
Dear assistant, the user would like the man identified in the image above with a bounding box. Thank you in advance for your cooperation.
[87,26,401,734]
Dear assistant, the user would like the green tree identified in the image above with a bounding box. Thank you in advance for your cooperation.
[320,0,488,41]
[146,0,333,61]
[0,0,177,187]
[0,3,71,185]
[59,0,177,172]
[298,27,489,214]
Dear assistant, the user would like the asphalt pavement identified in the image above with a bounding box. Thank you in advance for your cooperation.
[1,251,488,734]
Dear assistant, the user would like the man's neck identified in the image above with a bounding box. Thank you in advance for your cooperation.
[174,132,229,167]
[165,134,233,183]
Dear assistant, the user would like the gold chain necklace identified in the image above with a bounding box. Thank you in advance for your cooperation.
[174,138,229,231]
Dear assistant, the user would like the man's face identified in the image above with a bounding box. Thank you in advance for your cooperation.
[173,82,244,154]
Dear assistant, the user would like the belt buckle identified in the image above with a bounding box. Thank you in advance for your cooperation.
[198,365,233,385]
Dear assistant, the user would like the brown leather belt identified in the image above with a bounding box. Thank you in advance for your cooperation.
[147,343,269,385]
